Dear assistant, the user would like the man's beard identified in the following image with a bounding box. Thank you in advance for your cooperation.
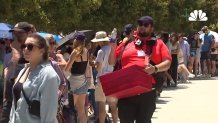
[138,32,150,37]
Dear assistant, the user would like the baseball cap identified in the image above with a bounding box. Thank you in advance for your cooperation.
[201,26,208,31]
[69,32,86,41]
[123,24,133,36]
[9,22,32,32]
[137,16,154,26]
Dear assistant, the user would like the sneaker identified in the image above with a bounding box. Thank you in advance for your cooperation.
[188,73,195,79]
[170,80,176,87]
[170,80,175,84]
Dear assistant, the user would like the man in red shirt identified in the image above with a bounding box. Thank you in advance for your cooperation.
[109,16,172,123]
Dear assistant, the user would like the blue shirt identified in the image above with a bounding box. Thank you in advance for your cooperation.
[201,32,214,52]
[179,40,190,57]
[9,62,60,123]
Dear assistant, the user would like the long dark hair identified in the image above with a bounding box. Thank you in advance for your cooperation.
[27,33,49,61]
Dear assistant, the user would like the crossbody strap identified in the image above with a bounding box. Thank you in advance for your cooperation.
[19,67,31,106]
[117,39,132,64]
[21,86,31,106]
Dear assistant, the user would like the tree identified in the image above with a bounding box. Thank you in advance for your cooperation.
[0,0,217,34]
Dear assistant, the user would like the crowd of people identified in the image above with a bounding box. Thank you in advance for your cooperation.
[0,16,217,123]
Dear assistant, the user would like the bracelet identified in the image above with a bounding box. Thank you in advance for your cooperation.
[154,65,159,73]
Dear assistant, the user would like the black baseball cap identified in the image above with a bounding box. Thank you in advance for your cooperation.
[123,24,134,36]
[137,16,154,26]
[69,32,86,41]
[9,22,32,32]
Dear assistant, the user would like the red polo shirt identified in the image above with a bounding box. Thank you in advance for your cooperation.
[116,36,172,84]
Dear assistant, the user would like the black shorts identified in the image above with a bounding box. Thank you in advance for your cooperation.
[211,54,217,61]
[201,51,211,60]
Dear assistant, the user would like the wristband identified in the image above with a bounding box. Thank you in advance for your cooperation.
[154,65,159,73]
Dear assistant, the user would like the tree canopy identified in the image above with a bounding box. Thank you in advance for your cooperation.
[0,0,217,34]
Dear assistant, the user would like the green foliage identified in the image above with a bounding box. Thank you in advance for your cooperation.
[0,0,217,34]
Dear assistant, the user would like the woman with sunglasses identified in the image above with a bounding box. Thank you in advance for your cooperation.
[9,33,60,123]
[65,32,91,123]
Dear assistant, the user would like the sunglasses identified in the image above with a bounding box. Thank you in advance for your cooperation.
[21,43,41,51]
[49,42,56,45]
[137,21,149,27]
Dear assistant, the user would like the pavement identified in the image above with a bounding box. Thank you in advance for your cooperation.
[152,77,218,123]
[1,77,217,123]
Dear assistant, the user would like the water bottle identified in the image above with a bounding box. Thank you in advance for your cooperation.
[110,28,117,43]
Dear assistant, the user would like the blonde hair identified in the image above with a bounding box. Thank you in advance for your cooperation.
[73,39,85,56]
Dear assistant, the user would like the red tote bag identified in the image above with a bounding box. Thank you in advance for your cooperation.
[99,65,152,99]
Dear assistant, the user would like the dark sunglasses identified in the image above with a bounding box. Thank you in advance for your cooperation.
[49,42,56,45]
[21,43,41,51]
[137,21,149,27]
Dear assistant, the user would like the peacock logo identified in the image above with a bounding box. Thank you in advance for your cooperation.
[188,10,208,21]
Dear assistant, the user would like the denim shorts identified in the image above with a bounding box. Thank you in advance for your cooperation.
[68,74,89,95]
[190,49,197,57]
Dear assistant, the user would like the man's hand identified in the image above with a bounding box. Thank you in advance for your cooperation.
[144,64,155,75]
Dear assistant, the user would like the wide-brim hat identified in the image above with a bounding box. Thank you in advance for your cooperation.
[91,31,110,42]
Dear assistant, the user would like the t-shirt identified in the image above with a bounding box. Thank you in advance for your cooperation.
[96,45,113,78]
[116,38,172,69]
[201,32,214,52]
[116,37,172,84]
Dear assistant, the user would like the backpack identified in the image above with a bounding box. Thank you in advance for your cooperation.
[50,60,77,123]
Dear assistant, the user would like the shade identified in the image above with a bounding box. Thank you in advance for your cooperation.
[0,23,13,39]
[37,32,62,43]
[57,30,95,49]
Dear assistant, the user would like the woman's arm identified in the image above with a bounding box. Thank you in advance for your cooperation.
[56,53,67,70]
[65,50,77,72]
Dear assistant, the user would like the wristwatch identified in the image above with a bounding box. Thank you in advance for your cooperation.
[154,65,159,73]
